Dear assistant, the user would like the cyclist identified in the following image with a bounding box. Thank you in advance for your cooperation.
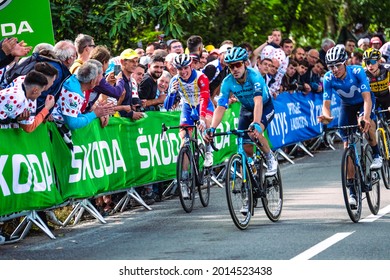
[164,53,214,167]
[318,44,382,207]
[363,48,390,119]
[204,46,278,177]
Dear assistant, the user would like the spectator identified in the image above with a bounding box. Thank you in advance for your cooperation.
[69,33,95,74]
[165,52,178,77]
[281,38,294,58]
[138,54,166,111]
[257,57,274,87]
[370,36,383,50]
[295,59,311,94]
[348,51,363,66]
[344,39,356,58]
[52,60,114,148]
[319,38,335,64]
[0,70,52,131]
[357,38,370,52]
[34,40,75,115]
[307,59,325,93]
[202,42,233,105]
[167,39,184,54]
[114,49,144,120]
[379,42,390,63]
[135,48,145,58]
[86,45,125,113]
[280,59,299,93]
[291,47,306,63]
[156,70,172,111]
[132,64,147,85]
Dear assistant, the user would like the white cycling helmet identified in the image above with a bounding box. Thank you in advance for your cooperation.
[325,44,348,65]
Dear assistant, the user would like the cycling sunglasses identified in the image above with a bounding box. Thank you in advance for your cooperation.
[327,62,344,70]
[228,61,244,70]
[365,59,377,66]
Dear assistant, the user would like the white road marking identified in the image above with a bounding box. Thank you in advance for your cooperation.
[360,204,390,222]
[290,232,354,260]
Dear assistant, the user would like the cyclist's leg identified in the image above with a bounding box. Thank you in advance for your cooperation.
[340,103,358,204]
[203,100,214,167]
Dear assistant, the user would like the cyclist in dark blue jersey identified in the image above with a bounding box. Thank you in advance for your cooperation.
[204,46,277,176]
[318,44,382,207]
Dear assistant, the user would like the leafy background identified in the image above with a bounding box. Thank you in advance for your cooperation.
[50,0,390,55]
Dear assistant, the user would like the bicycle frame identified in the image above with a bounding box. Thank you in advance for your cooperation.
[376,109,390,160]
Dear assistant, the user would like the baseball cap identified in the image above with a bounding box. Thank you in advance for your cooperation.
[120,48,138,60]
[370,37,382,45]
[358,38,369,47]
[219,44,233,54]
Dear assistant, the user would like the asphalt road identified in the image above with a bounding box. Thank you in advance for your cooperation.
[1,143,390,261]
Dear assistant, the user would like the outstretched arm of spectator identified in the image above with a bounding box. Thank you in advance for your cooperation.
[94,77,125,100]
[19,96,55,132]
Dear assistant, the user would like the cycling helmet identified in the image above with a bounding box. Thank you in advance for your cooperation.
[224,47,248,64]
[325,44,348,65]
[363,48,382,61]
[173,54,192,68]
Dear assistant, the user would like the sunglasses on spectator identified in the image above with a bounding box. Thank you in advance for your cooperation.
[172,45,183,49]
[327,62,344,70]
[365,59,377,66]
[228,61,244,70]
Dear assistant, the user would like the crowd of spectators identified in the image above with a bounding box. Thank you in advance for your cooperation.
[1,26,389,241]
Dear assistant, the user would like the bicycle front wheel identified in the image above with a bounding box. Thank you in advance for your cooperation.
[177,146,195,213]
[262,166,283,222]
[197,144,210,207]
[341,147,362,223]
[363,144,380,215]
[225,154,252,230]
[376,129,390,189]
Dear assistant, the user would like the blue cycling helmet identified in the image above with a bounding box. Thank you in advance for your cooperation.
[173,54,192,68]
[224,47,248,64]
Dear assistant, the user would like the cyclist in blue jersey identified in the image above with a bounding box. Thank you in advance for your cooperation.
[204,46,278,176]
[318,44,382,207]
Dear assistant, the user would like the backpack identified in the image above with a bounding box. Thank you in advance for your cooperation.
[4,52,62,85]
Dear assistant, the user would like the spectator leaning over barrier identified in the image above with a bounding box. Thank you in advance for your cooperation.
[0,70,52,131]
[52,61,114,149]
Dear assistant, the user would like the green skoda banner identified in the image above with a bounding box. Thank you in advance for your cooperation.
[51,104,240,201]
[0,104,239,216]
[0,124,63,216]
[0,0,54,48]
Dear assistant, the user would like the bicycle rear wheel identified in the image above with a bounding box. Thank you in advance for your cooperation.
[197,144,210,207]
[341,147,362,222]
[177,146,195,213]
[262,166,283,222]
[225,154,252,230]
[254,151,283,222]
[376,129,390,189]
[363,144,380,215]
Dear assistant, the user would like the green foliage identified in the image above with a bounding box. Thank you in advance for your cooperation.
[49,0,389,54]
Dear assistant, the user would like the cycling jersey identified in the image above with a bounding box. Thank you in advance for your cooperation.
[164,69,213,125]
[323,65,373,105]
[365,64,390,97]
[218,67,271,110]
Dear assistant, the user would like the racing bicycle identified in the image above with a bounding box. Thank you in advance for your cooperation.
[212,129,283,230]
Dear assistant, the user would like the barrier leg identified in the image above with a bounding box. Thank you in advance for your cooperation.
[289,142,314,157]
[5,211,56,244]
[162,179,177,198]
[275,148,295,164]
[62,199,106,227]
[113,189,152,212]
